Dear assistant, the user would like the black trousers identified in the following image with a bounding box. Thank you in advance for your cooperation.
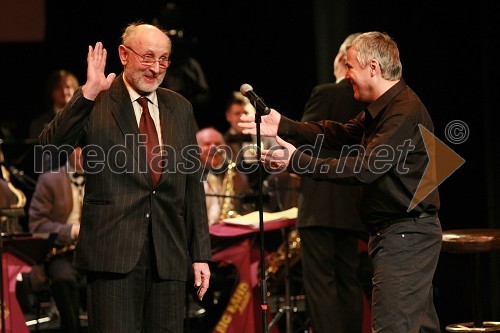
[368,216,442,333]
[86,234,186,333]
[299,227,365,333]
[47,254,86,333]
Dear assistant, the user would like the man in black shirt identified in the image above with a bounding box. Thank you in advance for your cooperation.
[296,32,368,333]
[239,31,442,332]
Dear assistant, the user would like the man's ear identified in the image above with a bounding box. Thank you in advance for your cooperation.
[370,59,379,76]
[118,45,128,66]
[338,52,346,65]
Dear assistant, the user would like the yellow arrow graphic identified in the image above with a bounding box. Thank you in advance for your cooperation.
[408,124,465,211]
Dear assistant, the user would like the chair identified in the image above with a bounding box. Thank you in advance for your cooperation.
[441,228,500,332]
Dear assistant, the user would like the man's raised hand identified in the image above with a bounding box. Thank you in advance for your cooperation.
[82,42,116,101]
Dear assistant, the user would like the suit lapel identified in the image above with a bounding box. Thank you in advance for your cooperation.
[158,93,177,186]
[61,167,74,218]
[109,75,152,186]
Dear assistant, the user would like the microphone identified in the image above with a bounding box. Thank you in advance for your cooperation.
[240,83,271,115]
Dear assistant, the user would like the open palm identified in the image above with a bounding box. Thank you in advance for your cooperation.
[238,108,281,137]
[82,42,116,100]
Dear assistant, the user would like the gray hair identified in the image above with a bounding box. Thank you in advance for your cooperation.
[348,31,402,81]
[338,32,363,56]
[121,22,171,48]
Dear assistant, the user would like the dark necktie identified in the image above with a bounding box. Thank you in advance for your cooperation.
[137,97,161,186]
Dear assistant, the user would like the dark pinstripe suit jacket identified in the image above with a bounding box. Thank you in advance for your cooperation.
[40,74,212,281]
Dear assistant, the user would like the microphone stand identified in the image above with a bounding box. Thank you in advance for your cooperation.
[254,109,269,333]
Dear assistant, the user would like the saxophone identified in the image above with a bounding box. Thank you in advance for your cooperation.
[1,164,26,208]
[217,148,240,220]
[46,244,76,261]
[1,161,26,233]
[264,228,302,295]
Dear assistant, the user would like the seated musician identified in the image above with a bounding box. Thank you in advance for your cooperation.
[195,127,253,330]
[28,147,86,333]
[223,91,277,194]
[197,127,302,331]
[196,127,253,225]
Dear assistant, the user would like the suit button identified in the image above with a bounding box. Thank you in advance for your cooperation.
[152,191,156,195]
[146,213,150,219]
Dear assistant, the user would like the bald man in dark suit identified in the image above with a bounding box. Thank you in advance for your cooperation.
[40,23,211,333]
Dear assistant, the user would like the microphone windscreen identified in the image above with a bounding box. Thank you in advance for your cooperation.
[240,83,253,95]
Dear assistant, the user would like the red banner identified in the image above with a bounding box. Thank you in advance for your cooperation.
[1,253,31,333]
[211,237,279,333]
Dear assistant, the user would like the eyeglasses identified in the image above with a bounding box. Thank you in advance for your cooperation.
[124,45,171,69]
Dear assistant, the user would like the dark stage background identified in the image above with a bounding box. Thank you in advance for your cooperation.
[1,0,498,330]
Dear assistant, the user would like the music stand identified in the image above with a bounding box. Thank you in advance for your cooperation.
[2,233,57,266]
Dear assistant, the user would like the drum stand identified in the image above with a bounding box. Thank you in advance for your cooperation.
[267,226,296,333]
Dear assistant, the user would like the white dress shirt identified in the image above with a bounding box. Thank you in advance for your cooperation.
[123,75,163,145]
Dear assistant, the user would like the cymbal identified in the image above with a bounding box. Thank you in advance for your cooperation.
[0,139,37,166]
[0,138,38,145]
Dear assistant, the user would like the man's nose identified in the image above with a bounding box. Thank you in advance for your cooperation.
[149,61,161,73]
